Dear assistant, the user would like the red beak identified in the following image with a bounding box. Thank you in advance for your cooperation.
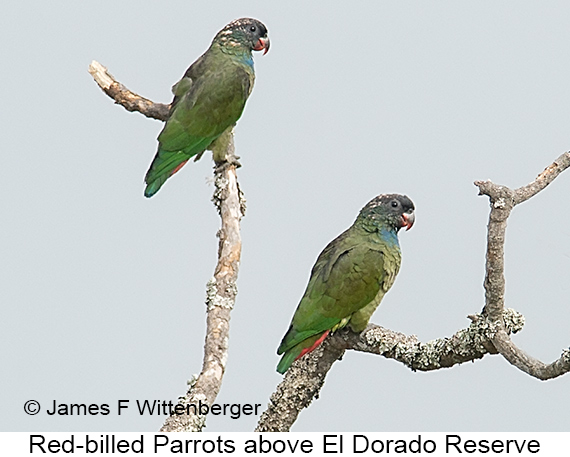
[254,37,270,55]
[402,212,415,231]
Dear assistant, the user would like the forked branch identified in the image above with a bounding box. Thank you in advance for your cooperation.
[475,151,570,380]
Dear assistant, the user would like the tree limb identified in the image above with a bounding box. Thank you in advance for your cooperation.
[256,308,523,432]
[89,60,245,431]
[88,60,170,121]
[160,153,244,432]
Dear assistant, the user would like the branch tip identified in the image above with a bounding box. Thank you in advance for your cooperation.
[88,60,114,90]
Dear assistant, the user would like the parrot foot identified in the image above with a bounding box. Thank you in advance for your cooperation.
[213,153,241,169]
[226,153,242,168]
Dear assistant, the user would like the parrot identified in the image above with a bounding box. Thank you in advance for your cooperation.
[276,194,415,374]
[144,18,270,197]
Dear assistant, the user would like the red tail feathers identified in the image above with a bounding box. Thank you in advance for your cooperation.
[295,330,330,361]
[171,159,189,176]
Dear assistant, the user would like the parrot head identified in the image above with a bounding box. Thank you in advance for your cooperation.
[360,194,415,232]
[216,18,270,55]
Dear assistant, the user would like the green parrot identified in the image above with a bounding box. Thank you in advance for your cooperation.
[276,194,415,374]
[144,18,270,197]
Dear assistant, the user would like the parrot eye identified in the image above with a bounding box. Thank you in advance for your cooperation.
[391,200,400,208]
[250,25,257,32]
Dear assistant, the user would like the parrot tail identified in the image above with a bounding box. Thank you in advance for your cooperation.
[276,330,330,374]
[144,150,190,198]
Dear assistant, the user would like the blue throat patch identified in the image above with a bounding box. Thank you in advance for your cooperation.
[379,227,400,248]
[232,51,254,68]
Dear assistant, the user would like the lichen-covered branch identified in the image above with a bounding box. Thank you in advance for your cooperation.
[344,309,525,369]
[255,326,347,432]
[89,61,246,431]
[161,151,245,432]
[256,309,523,432]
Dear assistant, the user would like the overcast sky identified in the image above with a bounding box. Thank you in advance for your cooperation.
[2,1,570,432]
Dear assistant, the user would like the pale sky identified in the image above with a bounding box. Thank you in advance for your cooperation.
[2,1,570,432]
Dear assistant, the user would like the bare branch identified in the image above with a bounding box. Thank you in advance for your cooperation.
[89,61,245,431]
[491,329,570,381]
[88,60,170,121]
[474,152,570,380]
[514,152,570,205]
[474,181,514,322]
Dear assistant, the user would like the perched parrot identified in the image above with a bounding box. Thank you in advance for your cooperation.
[276,194,415,374]
[144,18,270,197]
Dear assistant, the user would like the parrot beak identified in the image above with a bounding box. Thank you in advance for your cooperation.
[255,37,270,55]
[402,211,415,231]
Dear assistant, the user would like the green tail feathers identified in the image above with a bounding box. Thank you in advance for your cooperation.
[144,176,168,198]
[276,326,303,374]
[144,149,192,198]
[276,330,327,374]
[276,351,298,374]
